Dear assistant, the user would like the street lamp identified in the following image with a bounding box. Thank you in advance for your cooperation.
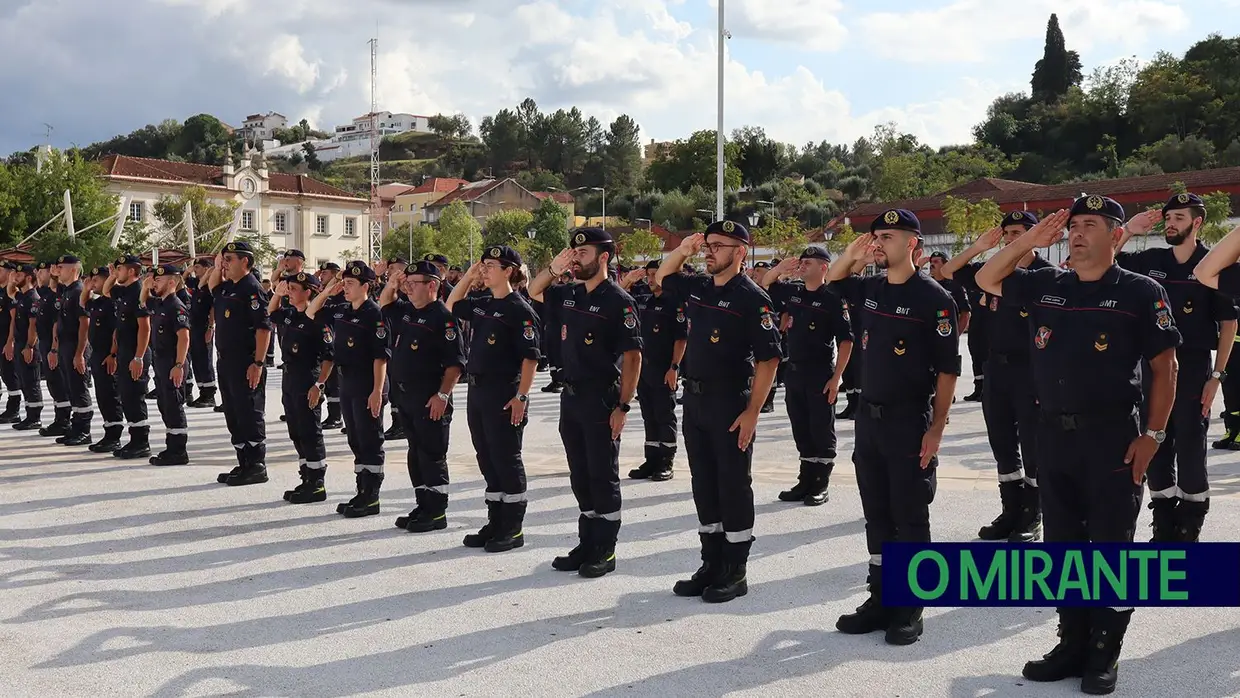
[757,199,776,223]
[696,208,715,224]
[747,211,759,261]
[635,217,653,231]
[525,227,538,240]
[559,186,607,230]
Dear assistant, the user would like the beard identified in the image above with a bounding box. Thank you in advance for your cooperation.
[1165,227,1191,246]
[875,256,890,269]
[572,259,600,280]
[706,257,729,275]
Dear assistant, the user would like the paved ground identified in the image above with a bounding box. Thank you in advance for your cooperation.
[2,348,1240,697]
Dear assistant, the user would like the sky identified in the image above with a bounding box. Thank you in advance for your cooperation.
[3,0,1240,158]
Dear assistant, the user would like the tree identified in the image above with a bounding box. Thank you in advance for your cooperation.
[479,108,524,174]
[515,169,566,193]
[482,208,535,246]
[826,221,858,255]
[437,200,484,265]
[0,150,121,261]
[303,142,322,171]
[942,196,1003,253]
[151,185,238,252]
[604,115,643,191]
[382,223,437,261]
[427,114,458,139]
[1031,13,1083,103]
[753,217,809,259]
[615,224,664,265]
[645,130,742,194]
[175,114,235,165]
[524,196,570,271]
[733,126,791,187]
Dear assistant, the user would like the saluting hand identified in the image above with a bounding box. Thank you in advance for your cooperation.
[844,233,875,263]
[919,424,944,469]
[973,226,1003,251]
[1025,209,1070,248]
[1125,209,1162,237]
[550,248,574,276]
[1125,434,1159,485]
[275,280,289,298]
[729,408,759,451]
[677,233,705,257]
[622,268,645,285]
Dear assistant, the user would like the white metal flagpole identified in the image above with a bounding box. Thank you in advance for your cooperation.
[64,190,75,239]
[716,0,725,220]
[184,201,196,259]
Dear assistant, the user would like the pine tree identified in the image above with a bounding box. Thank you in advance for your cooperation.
[1030,14,1083,103]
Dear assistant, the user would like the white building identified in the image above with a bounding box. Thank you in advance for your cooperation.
[237,112,288,142]
[334,112,431,143]
[99,149,371,266]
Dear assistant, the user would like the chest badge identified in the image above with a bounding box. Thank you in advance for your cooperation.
[710,328,720,344]
[346,337,355,348]
[893,339,906,356]
[291,342,300,354]
[445,327,457,341]
[989,297,999,312]
[584,332,594,345]
[1155,300,1173,329]
[807,321,816,330]
[1035,326,1051,349]
[861,330,869,350]
[1019,309,1029,318]
[561,325,567,342]
[487,334,497,345]
[652,324,660,333]
[1094,333,1109,352]
[410,340,419,351]
[1183,300,1194,314]
[224,309,231,318]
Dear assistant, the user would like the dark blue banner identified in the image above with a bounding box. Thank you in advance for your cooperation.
[882,543,1240,607]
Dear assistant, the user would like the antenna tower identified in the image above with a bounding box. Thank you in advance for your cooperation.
[368,36,381,264]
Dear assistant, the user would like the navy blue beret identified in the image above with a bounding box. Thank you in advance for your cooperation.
[422,253,449,265]
[16,263,35,274]
[1163,192,1205,215]
[56,254,80,265]
[705,219,750,244]
[386,256,408,266]
[570,227,614,248]
[152,263,181,277]
[223,241,254,258]
[1002,210,1039,228]
[344,260,377,282]
[1070,195,1125,223]
[319,261,341,272]
[283,271,321,289]
[483,245,522,268]
[408,261,441,279]
[284,249,306,260]
[91,265,110,278]
[800,246,831,261]
[871,208,921,235]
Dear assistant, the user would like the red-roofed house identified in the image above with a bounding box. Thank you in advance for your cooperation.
[390,177,471,228]
[421,178,553,225]
[99,151,369,266]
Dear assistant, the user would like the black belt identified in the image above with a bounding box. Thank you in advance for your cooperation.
[563,380,617,397]
[859,398,929,420]
[989,351,1028,365]
[467,374,517,387]
[1040,408,1135,431]
[683,378,751,395]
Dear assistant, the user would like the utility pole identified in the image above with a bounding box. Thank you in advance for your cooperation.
[368,36,382,264]
[716,1,727,220]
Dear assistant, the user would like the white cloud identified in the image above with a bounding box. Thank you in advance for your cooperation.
[263,35,320,95]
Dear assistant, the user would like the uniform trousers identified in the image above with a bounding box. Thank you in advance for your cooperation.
[466,376,528,502]
[982,353,1040,487]
[393,377,451,490]
[88,351,123,433]
[560,381,622,520]
[152,357,188,450]
[115,348,150,442]
[340,366,385,473]
[39,336,69,419]
[14,349,42,413]
[1222,338,1240,414]
[1146,348,1211,504]
[681,380,754,543]
[853,400,937,566]
[189,326,216,389]
[218,354,266,466]
[58,340,94,433]
[636,368,677,464]
[1038,410,1143,543]
[840,340,862,400]
[0,348,19,403]
[282,365,326,467]
[967,323,988,384]
[784,362,838,481]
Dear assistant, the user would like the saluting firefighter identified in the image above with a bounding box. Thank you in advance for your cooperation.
[828,209,961,646]
[102,255,153,459]
[316,262,346,430]
[380,261,465,532]
[761,247,853,507]
[977,198,1180,695]
[656,220,783,604]
[530,228,643,578]
[185,258,217,408]
[205,241,274,486]
[47,255,94,446]
[941,211,1052,543]
[1197,233,1240,450]
[1113,194,1236,543]
[5,264,43,430]
[618,261,687,482]
[140,264,192,465]
[35,262,71,437]
[445,246,541,553]
[0,261,22,424]
[269,271,335,504]
[307,261,390,518]
[82,266,125,453]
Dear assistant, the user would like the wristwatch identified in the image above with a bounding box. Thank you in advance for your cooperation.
[314,382,326,392]
[437,392,451,402]
[48,348,58,354]
[516,393,528,403]
[252,360,264,368]
[670,363,680,371]
[1212,370,1227,382]
[173,362,184,369]
[1146,429,1167,444]
[617,402,631,413]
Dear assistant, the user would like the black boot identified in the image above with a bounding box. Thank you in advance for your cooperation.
[1081,608,1132,695]
[1148,498,1179,542]
[38,408,70,437]
[89,425,124,453]
[552,514,591,572]
[978,480,1023,540]
[836,564,889,634]
[702,538,751,603]
[341,471,383,518]
[225,448,268,486]
[1213,411,1240,450]
[836,391,857,420]
[150,433,189,466]
[383,412,406,440]
[463,500,501,548]
[885,606,924,645]
[484,500,527,552]
[650,453,674,482]
[0,396,21,424]
[406,490,449,532]
[803,460,832,506]
[1175,499,1208,542]
[217,447,247,483]
[1022,608,1090,682]
[395,489,425,529]
[188,386,216,408]
[113,429,151,460]
[627,460,653,480]
[285,465,327,504]
[145,387,157,400]
[61,424,93,447]
[13,405,43,431]
[579,518,619,578]
[779,461,812,502]
[1009,483,1042,542]
[963,379,983,402]
[321,401,343,429]
[674,532,724,597]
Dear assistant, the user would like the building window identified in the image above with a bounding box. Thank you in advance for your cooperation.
[316,215,329,235]
[128,201,144,222]
[345,217,357,237]
[316,258,329,270]
[274,212,287,233]
[241,210,255,231]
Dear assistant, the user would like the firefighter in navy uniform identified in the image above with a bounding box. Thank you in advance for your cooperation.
[941,211,1053,542]
[380,261,465,532]
[379,256,408,442]
[141,265,192,465]
[445,246,541,553]
[316,262,346,429]
[420,253,456,301]
[927,253,971,357]
[1113,194,1236,543]
[49,255,94,446]
[186,258,217,408]
[1197,229,1240,446]
[6,264,43,430]
[83,267,125,453]
[977,198,1179,696]
[656,221,783,604]
[0,262,21,424]
[619,262,686,482]
[270,272,335,504]
[35,262,71,437]
[308,261,390,518]
[206,241,274,486]
[529,229,643,578]
[761,247,853,506]
[962,265,990,403]
[835,253,872,420]
[828,209,960,646]
[103,255,153,459]
[1213,321,1240,450]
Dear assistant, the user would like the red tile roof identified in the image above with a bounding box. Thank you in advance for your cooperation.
[397,177,471,197]
[424,179,503,208]
[98,154,363,200]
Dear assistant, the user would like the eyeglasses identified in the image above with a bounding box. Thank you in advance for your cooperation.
[702,243,742,253]
[481,262,505,270]
[406,279,435,285]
